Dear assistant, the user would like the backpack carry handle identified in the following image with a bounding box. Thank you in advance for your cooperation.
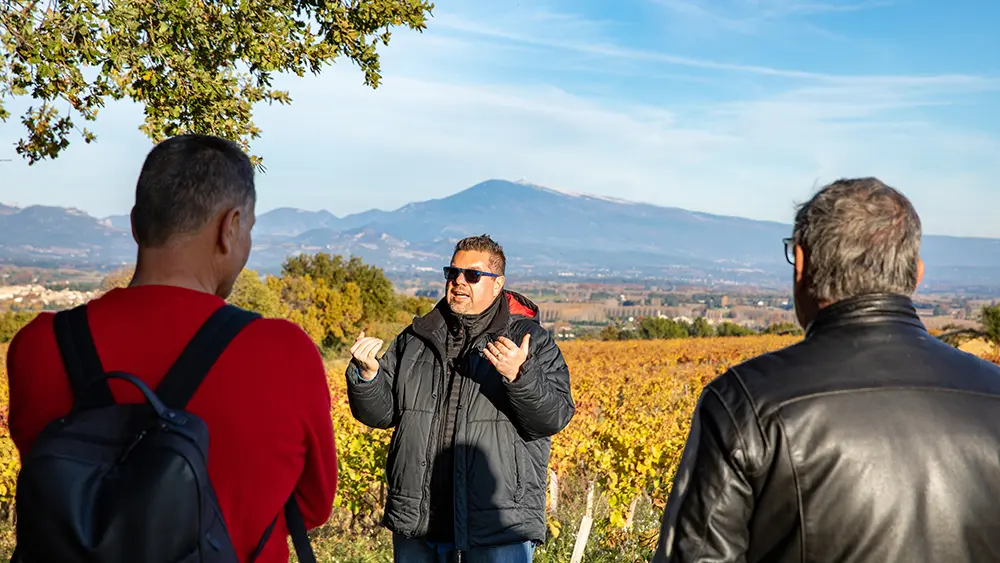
[65,371,176,421]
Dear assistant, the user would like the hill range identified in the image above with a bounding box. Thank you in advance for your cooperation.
[3,179,1000,290]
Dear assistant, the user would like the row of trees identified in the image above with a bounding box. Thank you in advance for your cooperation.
[6,260,1000,353]
[1,253,436,354]
[599,304,1000,350]
[597,316,803,341]
[227,253,435,353]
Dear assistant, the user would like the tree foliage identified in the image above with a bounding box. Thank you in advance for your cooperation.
[99,265,135,291]
[0,311,37,343]
[981,304,1000,353]
[599,316,764,341]
[762,322,804,336]
[688,317,714,338]
[395,294,435,317]
[282,252,395,324]
[227,268,284,318]
[0,0,434,168]
[226,253,430,353]
[637,317,689,340]
[714,322,756,337]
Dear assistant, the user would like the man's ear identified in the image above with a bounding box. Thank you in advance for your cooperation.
[217,207,241,255]
[495,275,505,294]
[916,257,925,287]
[129,206,139,245]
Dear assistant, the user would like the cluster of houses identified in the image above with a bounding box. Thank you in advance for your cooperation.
[0,284,97,310]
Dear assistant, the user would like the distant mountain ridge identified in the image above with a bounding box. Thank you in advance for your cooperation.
[3,179,1000,289]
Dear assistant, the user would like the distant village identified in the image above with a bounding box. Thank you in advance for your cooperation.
[0,283,98,311]
[0,267,991,342]
[409,280,989,340]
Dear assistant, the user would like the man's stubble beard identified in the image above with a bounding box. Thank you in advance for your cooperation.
[447,296,471,315]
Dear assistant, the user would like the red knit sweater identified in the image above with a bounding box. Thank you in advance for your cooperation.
[5,285,338,562]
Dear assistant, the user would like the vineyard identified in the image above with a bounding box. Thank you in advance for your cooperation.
[0,333,913,560]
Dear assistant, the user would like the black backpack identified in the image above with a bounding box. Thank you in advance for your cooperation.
[11,303,317,563]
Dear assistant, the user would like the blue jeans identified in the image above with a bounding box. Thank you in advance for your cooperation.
[392,534,535,563]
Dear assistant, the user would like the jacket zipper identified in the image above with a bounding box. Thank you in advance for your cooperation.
[418,353,444,537]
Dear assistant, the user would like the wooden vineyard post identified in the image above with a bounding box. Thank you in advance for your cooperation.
[570,481,596,563]
[625,494,641,530]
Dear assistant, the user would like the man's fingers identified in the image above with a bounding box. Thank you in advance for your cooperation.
[487,342,505,358]
[351,336,375,356]
[355,339,376,361]
[361,339,383,360]
[495,336,516,350]
[520,333,531,352]
[483,347,499,365]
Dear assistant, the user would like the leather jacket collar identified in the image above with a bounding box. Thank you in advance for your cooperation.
[805,293,926,338]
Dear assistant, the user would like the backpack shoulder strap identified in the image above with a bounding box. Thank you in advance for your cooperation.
[286,495,316,563]
[155,304,261,410]
[247,495,316,563]
[53,304,115,409]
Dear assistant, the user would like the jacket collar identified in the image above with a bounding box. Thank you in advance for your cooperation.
[446,292,504,340]
[805,293,926,338]
[412,290,541,360]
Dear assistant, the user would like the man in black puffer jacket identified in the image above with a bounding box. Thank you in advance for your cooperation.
[347,234,575,562]
[652,177,1000,562]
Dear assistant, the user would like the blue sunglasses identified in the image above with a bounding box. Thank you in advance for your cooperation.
[443,267,499,284]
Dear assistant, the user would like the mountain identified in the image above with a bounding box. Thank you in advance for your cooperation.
[0,204,134,268]
[254,207,340,237]
[323,179,795,270]
[106,214,131,231]
[3,180,1000,290]
[247,179,1000,288]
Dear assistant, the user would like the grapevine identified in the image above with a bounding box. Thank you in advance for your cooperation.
[4,332,993,545]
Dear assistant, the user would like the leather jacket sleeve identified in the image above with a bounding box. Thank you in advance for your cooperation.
[652,380,756,563]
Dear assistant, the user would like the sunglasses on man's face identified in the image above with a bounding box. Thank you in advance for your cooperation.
[443,267,499,284]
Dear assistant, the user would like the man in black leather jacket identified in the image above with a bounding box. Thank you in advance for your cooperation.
[346,234,575,562]
[652,177,1000,563]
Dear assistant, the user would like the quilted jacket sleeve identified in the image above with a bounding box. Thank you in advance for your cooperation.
[502,323,575,441]
[345,333,403,429]
[651,379,756,563]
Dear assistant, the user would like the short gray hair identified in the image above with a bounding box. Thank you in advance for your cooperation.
[793,177,922,303]
[133,134,255,247]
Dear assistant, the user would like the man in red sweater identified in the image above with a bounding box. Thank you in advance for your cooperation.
[5,134,338,562]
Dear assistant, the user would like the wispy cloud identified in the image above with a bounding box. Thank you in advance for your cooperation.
[768,0,898,16]
[3,0,998,239]
[432,12,998,89]
[649,0,897,42]
[233,55,999,236]
[652,0,897,24]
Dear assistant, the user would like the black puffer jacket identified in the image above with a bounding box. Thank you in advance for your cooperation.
[346,290,575,549]
[653,294,1000,562]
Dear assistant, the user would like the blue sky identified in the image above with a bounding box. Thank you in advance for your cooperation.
[2,0,999,236]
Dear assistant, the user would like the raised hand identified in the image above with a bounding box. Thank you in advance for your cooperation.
[484,334,531,382]
[350,331,383,380]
